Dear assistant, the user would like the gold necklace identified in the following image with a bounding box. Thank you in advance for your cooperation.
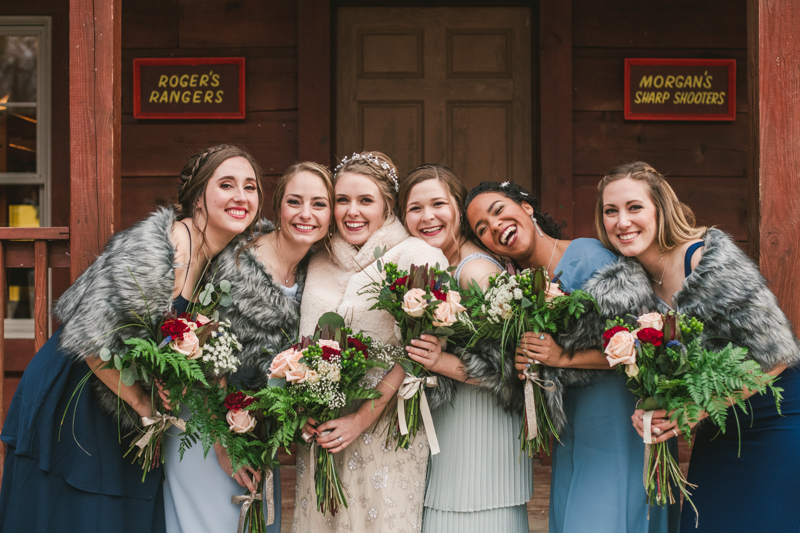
[269,234,296,285]
[545,238,559,274]
[654,249,669,286]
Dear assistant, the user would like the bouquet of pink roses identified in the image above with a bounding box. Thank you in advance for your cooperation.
[603,311,781,520]
[362,253,474,454]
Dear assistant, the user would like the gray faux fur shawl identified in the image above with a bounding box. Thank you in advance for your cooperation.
[54,208,180,431]
[660,228,800,370]
[212,222,307,390]
[542,258,657,432]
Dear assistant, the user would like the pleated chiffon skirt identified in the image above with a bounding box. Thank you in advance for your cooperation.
[423,383,533,532]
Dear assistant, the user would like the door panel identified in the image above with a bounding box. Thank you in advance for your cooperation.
[337,7,532,191]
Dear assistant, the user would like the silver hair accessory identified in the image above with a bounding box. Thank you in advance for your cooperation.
[334,152,399,192]
[500,181,510,188]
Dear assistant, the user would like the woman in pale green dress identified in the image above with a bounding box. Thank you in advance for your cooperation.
[398,165,532,532]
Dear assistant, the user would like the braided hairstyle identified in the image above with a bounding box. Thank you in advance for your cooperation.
[176,144,265,245]
[595,162,705,252]
[464,181,565,240]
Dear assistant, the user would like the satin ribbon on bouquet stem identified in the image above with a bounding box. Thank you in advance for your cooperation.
[135,411,186,450]
[642,410,655,488]
[231,469,274,532]
[397,373,440,455]
[522,367,557,440]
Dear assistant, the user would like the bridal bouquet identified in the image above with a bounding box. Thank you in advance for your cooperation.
[67,279,241,479]
[267,314,390,516]
[463,266,595,456]
[362,250,474,454]
[603,311,782,520]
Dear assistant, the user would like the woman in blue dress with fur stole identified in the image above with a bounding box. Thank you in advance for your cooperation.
[598,162,800,532]
[0,144,263,533]
[465,181,678,533]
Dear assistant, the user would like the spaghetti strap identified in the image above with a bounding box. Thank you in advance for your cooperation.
[454,253,503,281]
[684,241,705,277]
[178,221,193,295]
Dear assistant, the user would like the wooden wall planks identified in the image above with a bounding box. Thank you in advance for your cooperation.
[120,0,301,229]
[178,0,298,49]
[570,1,748,241]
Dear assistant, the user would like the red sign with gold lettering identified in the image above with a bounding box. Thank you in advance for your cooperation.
[133,57,245,119]
[624,58,736,121]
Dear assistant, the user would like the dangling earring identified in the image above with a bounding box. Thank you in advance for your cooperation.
[531,214,544,237]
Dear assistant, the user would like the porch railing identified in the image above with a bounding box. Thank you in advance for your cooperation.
[0,227,70,481]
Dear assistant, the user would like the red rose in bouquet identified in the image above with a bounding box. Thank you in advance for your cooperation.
[224,391,255,411]
[636,327,664,346]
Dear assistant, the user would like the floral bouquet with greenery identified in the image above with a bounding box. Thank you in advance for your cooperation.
[361,248,474,454]
[181,382,288,533]
[66,279,241,479]
[266,313,390,516]
[463,266,595,456]
[603,311,782,520]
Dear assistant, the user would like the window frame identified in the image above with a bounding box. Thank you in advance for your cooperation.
[0,16,52,339]
[0,16,52,226]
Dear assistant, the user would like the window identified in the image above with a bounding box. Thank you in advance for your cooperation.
[0,17,51,338]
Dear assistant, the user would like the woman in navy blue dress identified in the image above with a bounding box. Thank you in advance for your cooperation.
[0,144,263,533]
[465,181,677,533]
[599,162,800,532]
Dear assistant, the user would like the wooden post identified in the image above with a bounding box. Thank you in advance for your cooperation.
[298,0,331,165]
[69,0,122,281]
[748,0,800,327]
[33,241,48,351]
[539,0,573,236]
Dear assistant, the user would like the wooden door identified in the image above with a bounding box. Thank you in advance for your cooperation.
[336,7,532,191]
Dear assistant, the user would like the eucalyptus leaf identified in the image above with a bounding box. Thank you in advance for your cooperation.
[219,293,233,307]
[521,297,533,309]
[200,290,213,306]
[220,280,232,293]
[121,365,138,386]
[211,309,220,321]
[99,347,112,362]
[113,353,123,371]
[374,246,383,260]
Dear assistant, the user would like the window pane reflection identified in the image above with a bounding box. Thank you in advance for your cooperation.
[0,36,37,103]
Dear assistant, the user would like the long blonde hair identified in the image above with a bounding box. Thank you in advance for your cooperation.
[595,161,706,251]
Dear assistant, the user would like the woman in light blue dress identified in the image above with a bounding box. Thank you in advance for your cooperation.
[162,162,334,533]
[398,166,532,532]
[465,181,678,533]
